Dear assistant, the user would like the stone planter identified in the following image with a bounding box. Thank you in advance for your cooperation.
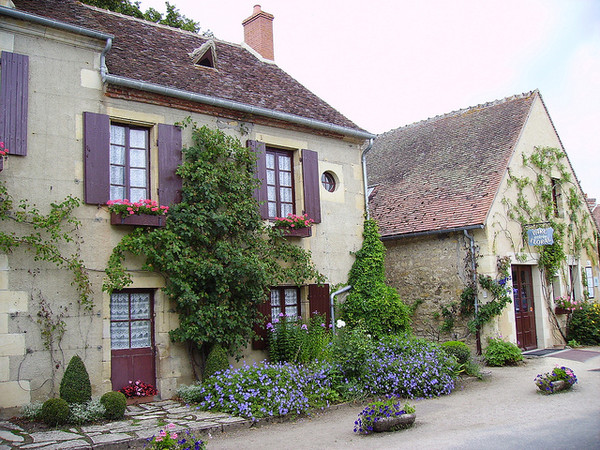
[372,413,416,432]
[537,379,572,394]
[110,212,165,227]
[126,395,156,406]
[275,226,312,238]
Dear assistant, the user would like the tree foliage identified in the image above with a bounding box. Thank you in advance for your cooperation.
[104,123,323,368]
[80,0,204,33]
[341,219,411,337]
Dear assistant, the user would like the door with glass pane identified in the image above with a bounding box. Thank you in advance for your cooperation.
[110,291,156,392]
[512,265,537,350]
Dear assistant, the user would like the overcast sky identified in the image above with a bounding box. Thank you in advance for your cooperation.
[137,0,600,199]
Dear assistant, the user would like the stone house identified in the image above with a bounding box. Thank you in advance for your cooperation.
[0,0,374,414]
[367,90,599,352]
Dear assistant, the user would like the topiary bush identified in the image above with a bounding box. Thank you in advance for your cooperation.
[483,337,523,366]
[204,344,230,379]
[441,340,471,365]
[60,355,92,404]
[41,398,70,426]
[100,391,127,420]
[567,302,600,345]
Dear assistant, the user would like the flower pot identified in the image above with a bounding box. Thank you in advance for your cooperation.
[372,413,416,432]
[554,307,570,315]
[537,379,572,394]
[126,395,156,406]
[110,212,165,227]
[276,226,312,238]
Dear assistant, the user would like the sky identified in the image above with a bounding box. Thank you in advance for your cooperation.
[137,0,600,199]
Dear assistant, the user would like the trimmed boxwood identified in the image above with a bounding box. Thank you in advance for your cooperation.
[60,355,92,404]
[41,398,70,426]
[100,391,127,420]
[441,340,471,365]
[204,344,229,379]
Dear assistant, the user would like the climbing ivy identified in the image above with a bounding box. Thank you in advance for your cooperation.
[104,124,324,374]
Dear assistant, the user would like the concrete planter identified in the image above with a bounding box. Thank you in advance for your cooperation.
[372,413,416,432]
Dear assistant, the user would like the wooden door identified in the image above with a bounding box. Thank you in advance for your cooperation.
[512,265,537,350]
[110,291,156,391]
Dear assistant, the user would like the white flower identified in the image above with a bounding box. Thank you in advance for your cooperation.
[336,319,346,328]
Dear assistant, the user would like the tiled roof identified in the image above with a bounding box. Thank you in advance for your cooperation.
[12,0,364,132]
[592,205,600,232]
[367,91,538,238]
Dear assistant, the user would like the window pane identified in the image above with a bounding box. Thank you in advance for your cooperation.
[110,186,125,201]
[279,155,291,171]
[130,168,147,187]
[284,289,297,305]
[280,187,292,203]
[266,169,275,185]
[110,322,129,350]
[110,293,129,320]
[266,153,275,169]
[272,306,281,317]
[130,188,147,203]
[281,203,293,217]
[130,149,146,167]
[131,293,150,319]
[130,321,151,348]
[110,125,125,145]
[110,146,125,165]
[129,129,147,148]
[279,172,292,187]
[110,166,124,185]
[267,185,276,202]
[268,202,277,217]
[270,290,280,306]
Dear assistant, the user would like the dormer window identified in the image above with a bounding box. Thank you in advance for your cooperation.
[189,40,217,69]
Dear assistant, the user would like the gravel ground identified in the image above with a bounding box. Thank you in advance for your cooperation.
[206,349,600,450]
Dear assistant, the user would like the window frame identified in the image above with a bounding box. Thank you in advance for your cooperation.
[269,286,301,319]
[265,147,295,219]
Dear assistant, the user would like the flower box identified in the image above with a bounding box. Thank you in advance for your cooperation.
[277,226,312,238]
[110,212,165,227]
[554,307,570,315]
[126,395,156,406]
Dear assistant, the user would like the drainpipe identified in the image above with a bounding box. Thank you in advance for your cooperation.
[464,229,482,354]
[361,138,375,219]
[330,285,352,333]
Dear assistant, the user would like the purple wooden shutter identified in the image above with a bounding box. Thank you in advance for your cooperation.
[0,52,29,156]
[83,112,110,204]
[308,284,330,327]
[252,299,272,350]
[247,140,269,219]
[158,124,182,206]
[302,149,321,223]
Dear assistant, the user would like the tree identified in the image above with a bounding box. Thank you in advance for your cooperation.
[105,123,323,378]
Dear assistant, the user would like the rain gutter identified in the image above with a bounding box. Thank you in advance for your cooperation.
[380,224,484,241]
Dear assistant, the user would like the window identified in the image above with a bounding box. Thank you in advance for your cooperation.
[83,112,182,206]
[321,171,336,192]
[270,286,300,318]
[110,291,153,350]
[551,178,561,217]
[110,124,149,202]
[0,51,29,156]
[266,148,294,218]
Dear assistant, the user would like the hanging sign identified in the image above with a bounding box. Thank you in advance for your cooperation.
[527,227,554,246]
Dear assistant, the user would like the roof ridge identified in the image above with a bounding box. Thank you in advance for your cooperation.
[380,90,539,137]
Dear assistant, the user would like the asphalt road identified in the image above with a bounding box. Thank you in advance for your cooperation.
[207,349,600,450]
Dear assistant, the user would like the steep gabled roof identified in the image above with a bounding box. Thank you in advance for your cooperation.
[11,0,366,134]
[367,91,538,238]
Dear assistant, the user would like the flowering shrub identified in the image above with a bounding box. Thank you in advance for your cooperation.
[534,366,577,394]
[146,423,206,450]
[267,313,331,363]
[0,141,7,156]
[177,361,339,420]
[567,301,600,345]
[554,295,582,311]
[273,213,314,228]
[107,199,169,216]
[119,380,158,398]
[354,397,415,434]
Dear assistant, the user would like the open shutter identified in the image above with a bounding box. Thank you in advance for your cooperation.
[247,140,269,219]
[158,124,182,206]
[83,112,110,204]
[302,149,321,223]
[308,283,330,327]
[252,299,272,350]
[0,52,29,156]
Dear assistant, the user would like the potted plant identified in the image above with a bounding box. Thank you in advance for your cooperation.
[108,199,169,227]
[119,379,158,404]
[354,397,416,434]
[272,213,314,237]
[534,366,577,394]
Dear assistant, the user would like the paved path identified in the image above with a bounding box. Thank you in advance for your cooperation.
[1,347,599,449]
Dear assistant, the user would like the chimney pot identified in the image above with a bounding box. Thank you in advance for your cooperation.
[243,5,275,60]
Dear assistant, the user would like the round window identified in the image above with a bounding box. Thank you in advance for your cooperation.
[321,171,336,192]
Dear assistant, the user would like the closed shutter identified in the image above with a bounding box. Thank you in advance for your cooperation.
[158,124,182,206]
[0,52,29,156]
[301,149,321,223]
[252,299,272,350]
[83,112,110,204]
[308,283,330,326]
[247,140,269,219]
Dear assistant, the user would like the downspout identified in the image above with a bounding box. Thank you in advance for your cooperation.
[361,139,375,219]
[100,37,112,81]
[330,285,352,333]
[464,229,482,354]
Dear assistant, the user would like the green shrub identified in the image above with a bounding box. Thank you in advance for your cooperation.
[41,398,70,426]
[441,341,471,365]
[69,398,106,425]
[330,326,375,379]
[204,344,230,379]
[268,314,332,364]
[483,337,523,366]
[100,391,127,420]
[60,355,92,404]
[21,401,43,421]
[567,302,600,345]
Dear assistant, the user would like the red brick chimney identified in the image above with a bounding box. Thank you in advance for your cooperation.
[242,5,275,60]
